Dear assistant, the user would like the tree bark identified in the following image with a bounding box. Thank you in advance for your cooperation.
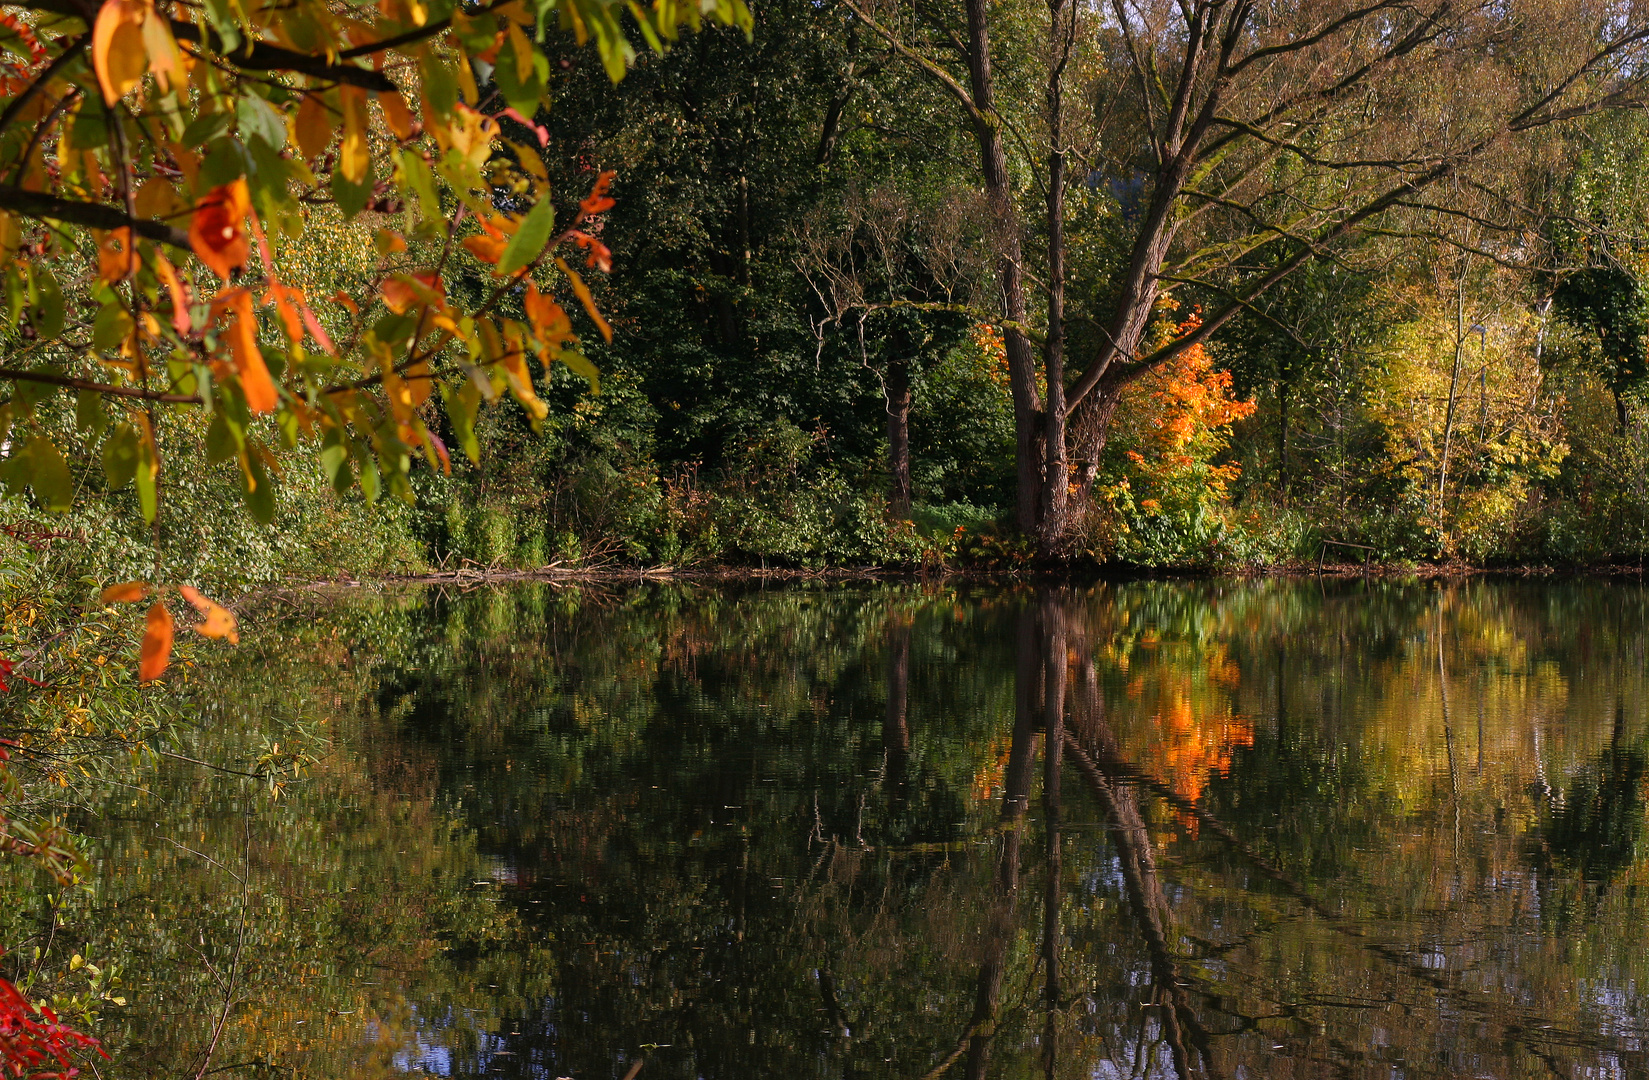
[1038,0,1070,556]
[961,0,1043,538]
[886,357,913,520]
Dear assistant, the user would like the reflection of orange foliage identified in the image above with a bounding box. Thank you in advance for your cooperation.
[1139,696,1253,834]
[971,733,1014,802]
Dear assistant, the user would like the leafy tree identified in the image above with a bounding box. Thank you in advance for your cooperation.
[0,0,750,678]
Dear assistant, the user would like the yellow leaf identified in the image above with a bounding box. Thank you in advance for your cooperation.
[339,86,369,184]
[92,0,150,105]
[210,288,277,413]
[508,22,534,79]
[179,585,239,644]
[140,10,183,93]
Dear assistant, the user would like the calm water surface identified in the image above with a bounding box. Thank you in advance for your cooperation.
[57,580,1649,1078]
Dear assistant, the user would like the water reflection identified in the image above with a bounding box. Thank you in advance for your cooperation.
[23,579,1649,1078]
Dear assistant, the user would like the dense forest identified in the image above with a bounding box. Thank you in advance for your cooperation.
[7,0,1649,584]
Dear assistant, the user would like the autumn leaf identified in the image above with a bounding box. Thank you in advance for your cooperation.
[179,586,239,644]
[524,283,573,352]
[189,180,251,281]
[210,289,277,413]
[100,581,148,603]
[570,230,612,273]
[339,85,370,184]
[555,257,612,342]
[381,272,445,314]
[294,92,334,161]
[462,233,507,265]
[96,228,138,284]
[579,170,616,218]
[152,254,192,336]
[139,600,173,682]
[92,0,150,104]
[266,282,305,345]
[378,90,419,141]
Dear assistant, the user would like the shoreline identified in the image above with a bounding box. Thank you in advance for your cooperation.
[261,559,1649,592]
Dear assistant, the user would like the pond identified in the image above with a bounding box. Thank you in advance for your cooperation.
[25,579,1649,1078]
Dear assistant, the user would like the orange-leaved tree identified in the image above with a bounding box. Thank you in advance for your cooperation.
[0,0,750,677]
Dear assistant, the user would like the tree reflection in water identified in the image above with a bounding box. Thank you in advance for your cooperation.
[19,580,1649,1079]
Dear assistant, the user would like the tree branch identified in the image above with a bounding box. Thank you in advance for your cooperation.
[0,368,202,403]
[0,189,190,248]
[838,0,991,133]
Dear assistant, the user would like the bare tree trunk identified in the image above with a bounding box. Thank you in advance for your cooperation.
[1038,0,1071,556]
[961,0,1043,538]
[886,357,913,520]
[1438,275,1466,524]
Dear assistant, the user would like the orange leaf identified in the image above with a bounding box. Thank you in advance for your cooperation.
[332,290,359,315]
[381,271,445,314]
[96,227,138,283]
[100,581,148,603]
[555,257,611,343]
[152,254,192,336]
[462,234,507,265]
[570,230,611,273]
[524,283,573,352]
[378,90,418,142]
[139,600,173,682]
[210,289,277,413]
[189,180,251,281]
[294,91,334,161]
[266,282,305,345]
[579,170,616,219]
[179,585,239,644]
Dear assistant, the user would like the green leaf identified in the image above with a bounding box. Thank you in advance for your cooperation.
[243,451,274,524]
[396,149,441,222]
[331,158,373,218]
[31,268,63,339]
[237,94,286,151]
[21,436,73,512]
[180,109,233,148]
[442,378,482,464]
[92,301,133,352]
[498,195,555,276]
[76,389,108,436]
[557,348,601,393]
[201,136,249,186]
[421,54,458,118]
[494,44,547,117]
[5,265,25,328]
[319,439,350,493]
[102,424,139,490]
[134,429,158,524]
[201,0,243,53]
[205,410,239,464]
[0,437,30,497]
